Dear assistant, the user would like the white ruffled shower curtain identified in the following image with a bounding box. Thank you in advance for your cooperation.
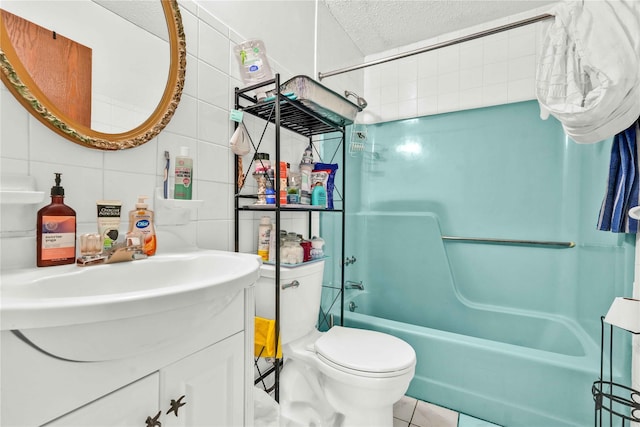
[536,0,640,144]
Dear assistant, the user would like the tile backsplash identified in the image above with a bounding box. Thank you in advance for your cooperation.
[1,0,358,266]
[360,5,554,124]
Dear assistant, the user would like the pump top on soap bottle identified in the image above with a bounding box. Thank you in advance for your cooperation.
[37,173,77,267]
[135,196,148,209]
[51,173,64,195]
[128,195,156,256]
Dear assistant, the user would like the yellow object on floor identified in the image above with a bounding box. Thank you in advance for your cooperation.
[255,316,282,358]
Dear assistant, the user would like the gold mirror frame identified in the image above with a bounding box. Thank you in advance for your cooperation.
[0,0,186,150]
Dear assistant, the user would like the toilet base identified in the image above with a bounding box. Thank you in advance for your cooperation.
[279,358,341,427]
[278,356,402,427]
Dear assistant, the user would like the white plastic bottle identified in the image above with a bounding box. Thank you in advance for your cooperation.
[257,216,271,261]
[174,146,193,200]
[234,39,273,100]
[268,223,277,263]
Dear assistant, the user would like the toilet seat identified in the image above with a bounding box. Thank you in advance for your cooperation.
[314,326,416,378]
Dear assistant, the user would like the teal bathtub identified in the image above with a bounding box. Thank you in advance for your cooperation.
[343,289,598,426]
[320,101,634,427]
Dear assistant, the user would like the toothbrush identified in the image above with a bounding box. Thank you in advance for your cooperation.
[163,151,170,199]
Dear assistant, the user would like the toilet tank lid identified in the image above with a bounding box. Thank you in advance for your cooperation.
[314,326,416,374]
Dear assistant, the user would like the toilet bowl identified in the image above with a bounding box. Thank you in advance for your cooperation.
[255,261,416,427]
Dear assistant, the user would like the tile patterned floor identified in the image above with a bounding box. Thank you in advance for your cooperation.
[393,396,502,427]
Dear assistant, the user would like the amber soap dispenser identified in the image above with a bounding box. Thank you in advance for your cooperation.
[37,173,77,267]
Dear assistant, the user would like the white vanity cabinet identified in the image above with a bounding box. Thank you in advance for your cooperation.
[44,333,246,427]
[1,286,255,427]
[44,374,161,427]
[160,333,245,427]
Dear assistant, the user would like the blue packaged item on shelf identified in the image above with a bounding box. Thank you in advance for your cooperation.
[313,163,338,209]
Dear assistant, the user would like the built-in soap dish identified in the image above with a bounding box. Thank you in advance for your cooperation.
[154,187,204,225]
[0,174,45,205]
[1,175,46,237]
[0,190,45,205]
[154,187,204,209]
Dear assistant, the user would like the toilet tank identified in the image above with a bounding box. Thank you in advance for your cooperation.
[255,260,325,344]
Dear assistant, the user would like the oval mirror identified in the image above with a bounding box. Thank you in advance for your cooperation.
[0,0,186,150]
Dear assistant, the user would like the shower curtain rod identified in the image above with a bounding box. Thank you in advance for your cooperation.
[318,13,555,81]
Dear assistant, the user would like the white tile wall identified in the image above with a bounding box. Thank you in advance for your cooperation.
[361,5,554,124]
[0,0,361,268]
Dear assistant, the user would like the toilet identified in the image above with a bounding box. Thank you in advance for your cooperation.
[255,260,416,427]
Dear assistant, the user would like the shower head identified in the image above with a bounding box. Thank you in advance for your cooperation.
[344,90,368,109]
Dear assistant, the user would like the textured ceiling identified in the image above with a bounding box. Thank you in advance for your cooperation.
[93,0,168,41]
[323,0,558,56]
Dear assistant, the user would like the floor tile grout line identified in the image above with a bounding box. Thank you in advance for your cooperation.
[408,399,418,426]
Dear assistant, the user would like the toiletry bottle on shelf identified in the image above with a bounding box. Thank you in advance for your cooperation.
[128,196,156,256]
[268,223,276,263]
[265,169,276,204]
[174,146,193,200]
[37,173,76,267]
[258,216,271,261]
[234,39,273,101]
[299,144,314,205]
[279,161,288,205]
[311,183,327,207]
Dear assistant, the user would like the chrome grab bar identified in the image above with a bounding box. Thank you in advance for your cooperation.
[281,280,300,290]
[441,236,575,248]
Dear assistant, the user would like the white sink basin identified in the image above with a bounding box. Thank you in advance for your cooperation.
[1,250,261,361]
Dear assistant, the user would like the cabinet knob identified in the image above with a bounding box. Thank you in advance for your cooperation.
[145,411,162,427]
[166,395,187,417]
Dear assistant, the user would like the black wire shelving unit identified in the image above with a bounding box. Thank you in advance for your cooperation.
[233,74,347,402]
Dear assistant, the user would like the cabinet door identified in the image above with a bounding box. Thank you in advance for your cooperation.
[160,332,245,427]
[44,373,159,427]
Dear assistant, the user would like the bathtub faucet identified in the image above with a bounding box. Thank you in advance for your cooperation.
[345,280,364,290]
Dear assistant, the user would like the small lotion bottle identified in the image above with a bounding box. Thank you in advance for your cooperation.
[174,146,193,200]
[128,196,156,256]
[37,173,77,267]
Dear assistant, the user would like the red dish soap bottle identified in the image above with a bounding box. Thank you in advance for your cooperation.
[37,173,77,267]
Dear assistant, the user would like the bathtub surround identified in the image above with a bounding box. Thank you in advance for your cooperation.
[327,100,635,426]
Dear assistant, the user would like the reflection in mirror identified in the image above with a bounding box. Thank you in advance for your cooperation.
[0,0,185,150]
[2,9,94,128]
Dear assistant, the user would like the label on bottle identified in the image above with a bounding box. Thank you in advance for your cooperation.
[174,158,193,200]
[133,213,156,256]
[257,226,270,261]
[41,215,76,260]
